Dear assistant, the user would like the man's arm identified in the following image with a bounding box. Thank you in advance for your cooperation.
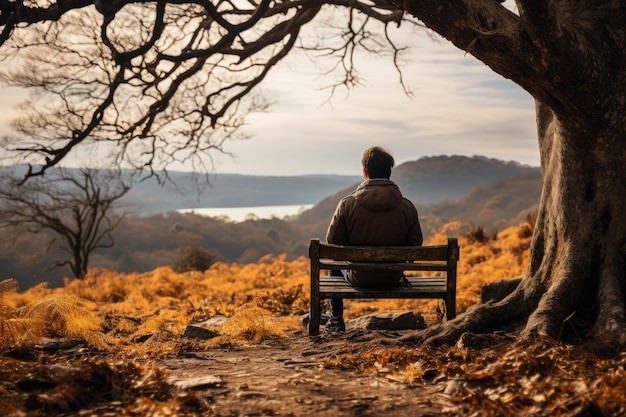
[326,200,349,245]
[407,203,423,246]
[407,220,423,246]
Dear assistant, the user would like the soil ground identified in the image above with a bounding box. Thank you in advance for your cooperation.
[161,328,450,417]
[5,326,624,416]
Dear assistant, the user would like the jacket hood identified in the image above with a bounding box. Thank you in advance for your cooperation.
[354,179,403,211]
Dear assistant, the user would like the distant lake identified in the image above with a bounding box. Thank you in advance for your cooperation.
[178,204,313,222]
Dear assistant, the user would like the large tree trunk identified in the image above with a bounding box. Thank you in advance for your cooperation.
[521,103,626,343]
[406,102,626,346]
[394,0,626,348]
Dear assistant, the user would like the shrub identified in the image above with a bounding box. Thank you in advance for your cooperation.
[170,246,218,273]
[465,225,494,243]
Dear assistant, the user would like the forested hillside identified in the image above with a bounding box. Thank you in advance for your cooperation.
[1,212,317,288]
[392,155,539,206]
[421,170,542,233]
[0,155,541,289]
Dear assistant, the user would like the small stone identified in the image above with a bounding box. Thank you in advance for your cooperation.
[349,311,426,331]
[171,375,223,390]
[182,325,219,340]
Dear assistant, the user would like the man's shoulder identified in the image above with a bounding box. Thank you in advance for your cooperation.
[333,193,357,215]
[400,196,419,213]
[339,193,357,204]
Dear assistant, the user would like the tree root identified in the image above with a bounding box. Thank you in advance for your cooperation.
[592,260,626,345]
[400,277,537,346]
[402,270,626,349]
[400,285,532,346]
[480,277,522,303]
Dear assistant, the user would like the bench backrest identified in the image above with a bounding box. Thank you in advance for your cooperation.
[309,238,459,274]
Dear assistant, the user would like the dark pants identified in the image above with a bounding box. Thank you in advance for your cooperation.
[329,269,345,318]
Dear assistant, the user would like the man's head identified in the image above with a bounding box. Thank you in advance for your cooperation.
[361,146,394,179]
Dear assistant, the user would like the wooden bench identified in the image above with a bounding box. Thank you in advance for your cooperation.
[308,238,460,335]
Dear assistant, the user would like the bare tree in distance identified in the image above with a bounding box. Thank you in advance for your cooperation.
[0,167,131,279]
[0,1,625,348]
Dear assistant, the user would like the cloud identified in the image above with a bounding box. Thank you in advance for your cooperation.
[0,87,24,135]
[223,34,538,176]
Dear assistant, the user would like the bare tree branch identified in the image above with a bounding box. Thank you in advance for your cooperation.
[0,0,418,181]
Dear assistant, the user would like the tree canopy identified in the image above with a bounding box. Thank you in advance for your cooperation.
[0,0,412,179]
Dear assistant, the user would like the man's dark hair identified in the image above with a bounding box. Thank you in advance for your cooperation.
[361,146,394,179]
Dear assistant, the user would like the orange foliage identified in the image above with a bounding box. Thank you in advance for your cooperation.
[1,221,533,350]
[427,221,531,314]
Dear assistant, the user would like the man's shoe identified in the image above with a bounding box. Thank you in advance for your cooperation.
[324,316,346,332]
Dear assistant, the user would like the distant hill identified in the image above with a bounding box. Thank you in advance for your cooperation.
[294,155,542,235]
[0,166,363,214]
[420,170,542,233]
[4,156,541,225]
[392,155,539,206]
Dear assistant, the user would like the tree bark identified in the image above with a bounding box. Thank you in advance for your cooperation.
[395,0,626,347]
[524,102,626,344]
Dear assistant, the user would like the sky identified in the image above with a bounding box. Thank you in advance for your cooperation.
[228,34,539,176]
[0,6,539,177]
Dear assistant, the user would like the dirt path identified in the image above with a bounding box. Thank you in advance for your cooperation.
[6,326,622,416]
[161,329,453,417]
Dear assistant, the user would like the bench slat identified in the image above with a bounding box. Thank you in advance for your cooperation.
[312,241,459,263]
[319,291,447,299]
[319,276,446,284]
[320,284,447,290]
[319,261,448,271]
[318,243,448,262]
[320,277,447,297]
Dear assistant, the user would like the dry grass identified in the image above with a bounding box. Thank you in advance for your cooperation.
[1,221,534,351]
[1,279,106,350]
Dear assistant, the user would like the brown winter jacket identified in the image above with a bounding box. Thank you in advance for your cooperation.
[326,179,423,287]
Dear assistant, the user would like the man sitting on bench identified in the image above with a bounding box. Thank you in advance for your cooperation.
[324,146,423,332]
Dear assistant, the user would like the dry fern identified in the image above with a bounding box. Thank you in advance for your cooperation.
[0,278,41,348]
[0,278,19,295]
[220,303,289,342]
[1,295,107,349]
[0,314,44,349]
[136,309,189,336]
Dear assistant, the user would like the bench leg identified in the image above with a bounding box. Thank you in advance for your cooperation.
[445,294,456,320]
[309,295,321,335]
